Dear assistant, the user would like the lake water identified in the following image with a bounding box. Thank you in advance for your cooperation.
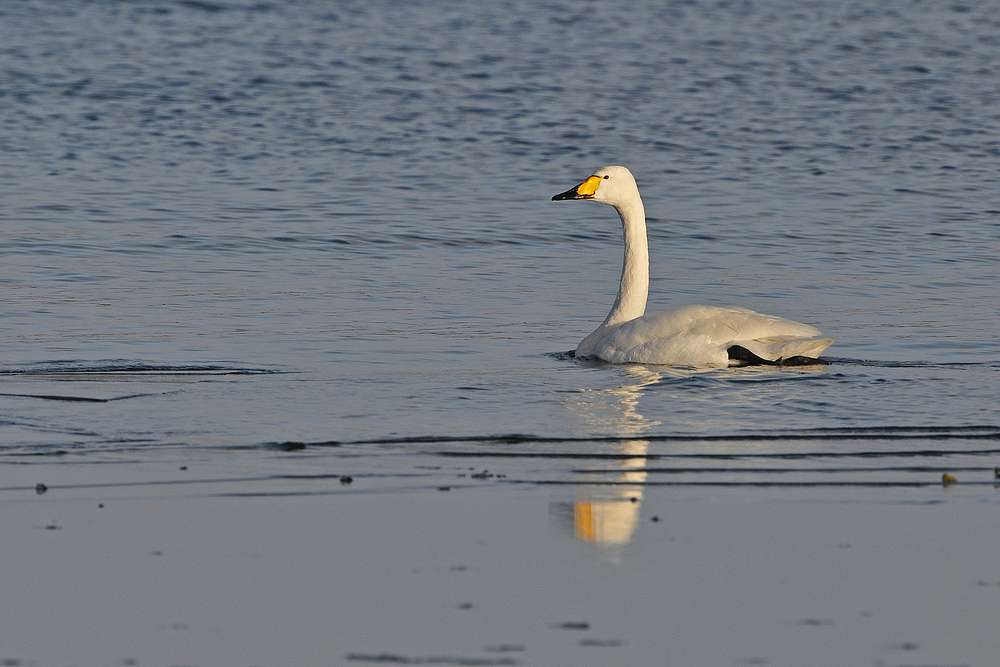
[3,1,1000,666]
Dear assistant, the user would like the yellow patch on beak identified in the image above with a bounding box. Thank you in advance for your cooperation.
[576,175,602,197]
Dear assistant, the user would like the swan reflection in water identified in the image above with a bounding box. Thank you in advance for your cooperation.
[550,365,662,555]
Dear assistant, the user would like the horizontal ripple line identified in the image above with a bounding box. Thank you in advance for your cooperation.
[434,448,1000,460]
[571,465,999,474]
[520,479,988,488]
[326,426,1000,450]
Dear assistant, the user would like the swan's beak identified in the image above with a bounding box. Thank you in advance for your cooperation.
[552,175,602,201]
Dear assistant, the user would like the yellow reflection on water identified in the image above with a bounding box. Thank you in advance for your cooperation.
[558,366,662,551]
[572,438,648,546]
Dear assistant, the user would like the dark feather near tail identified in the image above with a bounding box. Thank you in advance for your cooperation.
[727,345,830,367]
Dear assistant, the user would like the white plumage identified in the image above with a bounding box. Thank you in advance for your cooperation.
[552,166,833,367]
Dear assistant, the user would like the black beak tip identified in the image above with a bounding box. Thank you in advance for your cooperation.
[552,187,588,201]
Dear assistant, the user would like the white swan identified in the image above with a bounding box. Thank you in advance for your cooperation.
[553,166,833,367]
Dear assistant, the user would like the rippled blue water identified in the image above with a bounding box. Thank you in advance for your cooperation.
[2,0,1000,450]
[7,4,1000,667]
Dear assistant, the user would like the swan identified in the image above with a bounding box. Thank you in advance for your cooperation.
[552,166,833,367]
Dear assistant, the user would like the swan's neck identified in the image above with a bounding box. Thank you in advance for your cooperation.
[604,197,649,327]
[576,195,648,357]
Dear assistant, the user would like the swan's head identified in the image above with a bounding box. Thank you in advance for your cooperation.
[551,166,639,208]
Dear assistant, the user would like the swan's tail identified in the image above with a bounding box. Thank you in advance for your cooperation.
[728,337,835,367]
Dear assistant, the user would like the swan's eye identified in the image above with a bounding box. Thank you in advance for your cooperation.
[603,175,609,179]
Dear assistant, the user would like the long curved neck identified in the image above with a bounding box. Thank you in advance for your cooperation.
[575,189,649,358]
[603,196,648,327]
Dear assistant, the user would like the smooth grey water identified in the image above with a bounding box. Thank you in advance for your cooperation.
[3,2,1000,666]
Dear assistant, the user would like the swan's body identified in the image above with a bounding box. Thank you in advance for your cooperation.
[553,166,832,367]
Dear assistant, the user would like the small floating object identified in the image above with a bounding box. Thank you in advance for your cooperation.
[483,645,526,653]
[272,441,306,451]
[35,483,47,495]
[580,639,625,647]
[340,475,353,485]
[942,473,957,485]
[550,622,590,631]
[994,467,1000,479]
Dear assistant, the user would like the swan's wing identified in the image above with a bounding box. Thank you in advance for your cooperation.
[698,306,833,360]
[591,305,831,366]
